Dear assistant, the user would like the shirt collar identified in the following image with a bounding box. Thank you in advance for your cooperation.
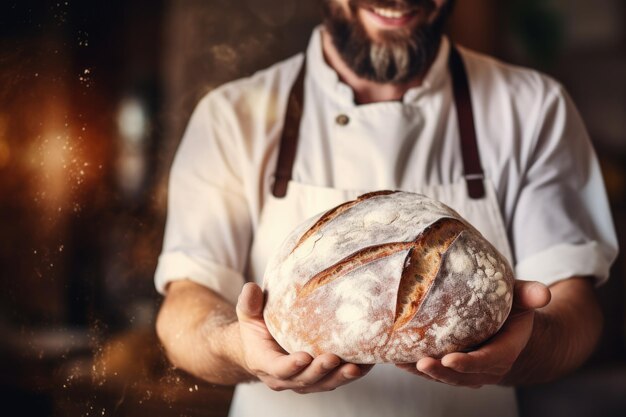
[306,25,451,106]
[306,26,355,104]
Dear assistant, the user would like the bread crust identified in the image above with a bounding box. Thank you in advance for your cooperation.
[263,191,515,364]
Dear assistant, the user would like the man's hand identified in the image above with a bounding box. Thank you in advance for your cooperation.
[236,282,373,394]
[396,280,551,388]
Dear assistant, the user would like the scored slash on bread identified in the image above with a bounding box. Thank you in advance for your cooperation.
[291,190,398,254]
[298,241,415,299]
[298,217,466,331]
[394,219,465,330]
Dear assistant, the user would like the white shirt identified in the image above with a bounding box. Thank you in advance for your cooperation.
[155,27,618,304]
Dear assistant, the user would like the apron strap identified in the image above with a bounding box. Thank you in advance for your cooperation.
[273,45,485,200]
[272,57,306,198]
[449,46,486,199]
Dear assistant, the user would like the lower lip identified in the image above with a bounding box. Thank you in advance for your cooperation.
[361,8,418,28]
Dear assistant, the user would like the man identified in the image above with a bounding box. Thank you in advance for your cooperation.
[155,1,618,416]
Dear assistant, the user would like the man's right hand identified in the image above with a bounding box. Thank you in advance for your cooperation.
[236,282,373,394]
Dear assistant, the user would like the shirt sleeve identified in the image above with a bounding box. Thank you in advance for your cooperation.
[512,83,618,287]
[154,93,251,304]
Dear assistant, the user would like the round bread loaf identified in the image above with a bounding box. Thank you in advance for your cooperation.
[262,191,515,364]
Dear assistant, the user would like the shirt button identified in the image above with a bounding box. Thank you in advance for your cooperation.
[335,114,350,126]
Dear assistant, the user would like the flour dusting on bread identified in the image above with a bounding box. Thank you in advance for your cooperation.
[263,191,515,364]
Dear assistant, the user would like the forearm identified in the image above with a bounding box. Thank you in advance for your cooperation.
[502,276,603,386]
[156,280,255,385]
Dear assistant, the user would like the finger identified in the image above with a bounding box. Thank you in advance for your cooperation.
[295,362,368,394]
[236,282,265,321]
[235,283,316,378]
[512,280,551,312]
[441,310,535,375]
[291,353,342,386]
[260,351,314,379]
[395,363,436,380]
[417,358,491,388]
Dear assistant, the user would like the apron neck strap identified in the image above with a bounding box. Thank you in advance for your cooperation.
[272,57,306,198]
[448,45,485,199]
[272,45,486,200]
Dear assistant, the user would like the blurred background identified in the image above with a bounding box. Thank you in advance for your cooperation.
[0,0,624,416]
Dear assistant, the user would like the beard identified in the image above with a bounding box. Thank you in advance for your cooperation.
[322,0,455,84]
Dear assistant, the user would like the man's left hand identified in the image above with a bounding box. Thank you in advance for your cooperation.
[396,280,551,388]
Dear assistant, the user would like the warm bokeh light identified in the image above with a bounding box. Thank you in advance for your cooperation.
[117,97,148,145]
[116,96,149,196]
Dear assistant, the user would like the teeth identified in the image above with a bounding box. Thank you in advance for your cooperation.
[372,7,408,19]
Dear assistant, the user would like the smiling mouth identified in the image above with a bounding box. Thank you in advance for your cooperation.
[370,6,416,19]
[362,5,421,27]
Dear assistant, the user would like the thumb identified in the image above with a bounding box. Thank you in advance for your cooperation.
[236,282,265,322]
[513,280,551,311]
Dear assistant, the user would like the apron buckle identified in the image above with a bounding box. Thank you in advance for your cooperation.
[464,173,486,199]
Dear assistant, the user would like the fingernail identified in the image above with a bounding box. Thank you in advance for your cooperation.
[441,358,455,368]
[343,372,358,380]
[296,358,310,367]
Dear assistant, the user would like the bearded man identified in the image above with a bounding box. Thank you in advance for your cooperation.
[154,1,618,416]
